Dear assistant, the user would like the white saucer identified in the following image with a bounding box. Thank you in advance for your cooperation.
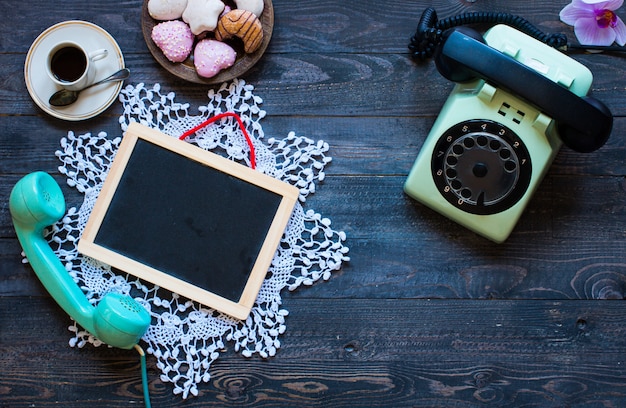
[25,21,125,121]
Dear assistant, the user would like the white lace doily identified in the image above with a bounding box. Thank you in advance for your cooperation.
[44,79,349,398]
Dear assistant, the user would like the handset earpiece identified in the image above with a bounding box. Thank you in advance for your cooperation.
[9,172,151,349]
[434,27,613,153]
[434,27,486,82]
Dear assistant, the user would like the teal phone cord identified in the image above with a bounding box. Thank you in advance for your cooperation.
[134,344,152,408]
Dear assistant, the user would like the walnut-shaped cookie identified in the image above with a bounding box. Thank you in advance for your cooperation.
[215,9,263,53]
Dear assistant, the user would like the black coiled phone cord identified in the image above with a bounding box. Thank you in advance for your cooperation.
[409,7,569,60]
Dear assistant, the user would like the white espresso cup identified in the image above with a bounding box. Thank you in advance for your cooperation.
[47,41,108,91]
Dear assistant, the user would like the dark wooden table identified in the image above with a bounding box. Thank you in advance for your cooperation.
[2,0,626,406]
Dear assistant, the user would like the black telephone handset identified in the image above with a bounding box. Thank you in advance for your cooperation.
[434,27,612,153]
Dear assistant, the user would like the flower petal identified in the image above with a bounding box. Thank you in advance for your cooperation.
[575,16,617,44]
[560,3,594,25]
[612,16,626,44]
[573,0,604,9]
[581,0,623,10]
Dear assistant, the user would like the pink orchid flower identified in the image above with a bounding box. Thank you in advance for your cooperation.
[560,0,626,45]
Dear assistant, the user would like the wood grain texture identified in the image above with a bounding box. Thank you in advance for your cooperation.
[2,297,626,407]
[1,0,626,406]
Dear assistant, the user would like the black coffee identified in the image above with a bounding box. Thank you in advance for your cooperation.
[50,46,87,82]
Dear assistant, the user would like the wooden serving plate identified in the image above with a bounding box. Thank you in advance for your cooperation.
[141,0,273,84]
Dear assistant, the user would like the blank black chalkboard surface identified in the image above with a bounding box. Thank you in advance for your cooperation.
[78,122,299,320]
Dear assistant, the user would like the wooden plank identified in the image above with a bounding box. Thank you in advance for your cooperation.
[0,51,448,116]
[2,296,626,407]
[0,114,624,179]
[1,1,624,116]
[3,173,626,300]
[3,51,625,117]
[0,0,590,54]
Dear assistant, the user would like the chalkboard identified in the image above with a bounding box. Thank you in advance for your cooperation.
[78,122,299,320]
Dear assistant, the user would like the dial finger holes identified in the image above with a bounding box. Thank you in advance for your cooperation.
[504,160,517,172]
[489,139,501,150]
[432,119,533,215]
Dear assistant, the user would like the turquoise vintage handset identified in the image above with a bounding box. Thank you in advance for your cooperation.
[9,171,151,349]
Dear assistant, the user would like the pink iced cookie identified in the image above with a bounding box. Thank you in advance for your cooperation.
[151,20,194,63]
[193,39,236,78]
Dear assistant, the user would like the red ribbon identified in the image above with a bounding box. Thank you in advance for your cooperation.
[179,112,256,169]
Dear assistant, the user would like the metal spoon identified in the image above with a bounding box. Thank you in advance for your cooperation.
[48,68,131,107]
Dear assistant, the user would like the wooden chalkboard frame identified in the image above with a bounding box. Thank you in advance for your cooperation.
[78,122,299,320]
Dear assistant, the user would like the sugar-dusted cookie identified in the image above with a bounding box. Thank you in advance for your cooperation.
[215,9,263,53]
[193,39,237,78]
[151,20,195,62]
[182,0,225,35]
[148,0,188,20]
[234,0,264,17]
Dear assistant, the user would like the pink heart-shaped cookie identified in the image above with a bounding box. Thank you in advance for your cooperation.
[193,39,237,78]
[151,20,194,63]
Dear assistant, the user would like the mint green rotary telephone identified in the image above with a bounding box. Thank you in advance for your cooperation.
[9,171,151,348]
